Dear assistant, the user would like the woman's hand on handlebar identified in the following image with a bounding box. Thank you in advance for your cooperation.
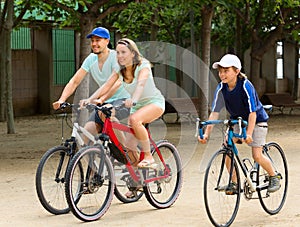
[79,99,91,109]
[124,98,136,108]
[79,97,105,109]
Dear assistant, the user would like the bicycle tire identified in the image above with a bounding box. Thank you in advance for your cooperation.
[203,149,241,227]
[65,145,115,222]
[35,146,72,215]
[143,140,183,209]
[257,142,288,215]
[113,160,143,203]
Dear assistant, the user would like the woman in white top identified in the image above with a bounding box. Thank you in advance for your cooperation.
[89,38,165,168]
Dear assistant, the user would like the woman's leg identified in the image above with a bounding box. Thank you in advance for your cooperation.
[128,104,164,167]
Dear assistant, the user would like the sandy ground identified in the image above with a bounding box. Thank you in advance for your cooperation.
[0,109,300,227]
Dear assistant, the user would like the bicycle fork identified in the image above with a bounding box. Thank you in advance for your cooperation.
[82,147,107,194]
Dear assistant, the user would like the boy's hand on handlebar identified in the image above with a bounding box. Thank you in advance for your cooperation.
[198,134,209,144]
[244,134,253,144]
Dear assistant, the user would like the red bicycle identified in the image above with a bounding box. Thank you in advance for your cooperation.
[64,103,183,222]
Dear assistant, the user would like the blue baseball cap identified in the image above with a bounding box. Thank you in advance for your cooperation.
[86,27,110,39]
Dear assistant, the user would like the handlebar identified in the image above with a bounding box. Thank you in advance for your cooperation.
[196,117,248,140]
[85,103,114,116]
[58,101,134,118]
[85,101,134,118]
[59,102,73,109]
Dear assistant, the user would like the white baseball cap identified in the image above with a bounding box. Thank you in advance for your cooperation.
[212,54,242,70]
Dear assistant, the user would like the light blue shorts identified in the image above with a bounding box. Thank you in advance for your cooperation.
[130,96,165,114]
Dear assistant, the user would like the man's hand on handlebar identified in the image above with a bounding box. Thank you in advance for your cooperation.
[52,100,64,110]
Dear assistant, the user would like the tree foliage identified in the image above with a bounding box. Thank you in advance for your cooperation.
[1,0,300,132]
[212,0,300,58]
[210,0,300,94]
[113,0,203,47]
[31,0,135,62]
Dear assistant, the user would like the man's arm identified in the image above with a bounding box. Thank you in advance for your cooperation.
[52,68,87,109]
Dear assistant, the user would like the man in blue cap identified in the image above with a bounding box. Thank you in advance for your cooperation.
[53,27,130,142]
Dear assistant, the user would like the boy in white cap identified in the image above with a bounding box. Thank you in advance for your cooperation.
[53,27,130,143]
[198,54,281,194]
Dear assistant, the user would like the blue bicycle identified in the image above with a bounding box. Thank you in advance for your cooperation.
[197,117,288,227]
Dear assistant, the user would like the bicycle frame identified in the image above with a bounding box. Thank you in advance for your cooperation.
[96,104,171,184]
[198,118,258,192]
[71,122,96,146]
[228,140,257,192]
[55,104,100,182]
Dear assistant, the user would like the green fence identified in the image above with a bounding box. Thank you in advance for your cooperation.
[52,29,76,85]
[12,27,76,85]
[11,27,31,49]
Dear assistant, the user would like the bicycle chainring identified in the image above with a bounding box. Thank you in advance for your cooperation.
[243,179,253,200]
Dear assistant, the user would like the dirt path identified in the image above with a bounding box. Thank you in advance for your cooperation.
[0,112,299,226]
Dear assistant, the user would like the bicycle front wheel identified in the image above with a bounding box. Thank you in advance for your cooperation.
[143,140,183,209]
[35,146,71,215]
[204,149,241,227]
[257,142,288,215]
[65,145,115,222]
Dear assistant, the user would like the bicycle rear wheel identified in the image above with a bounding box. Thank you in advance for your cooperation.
[257,142,288,215]
[143,140,183,209]
[113,160,143,203]
[65,145,115,222]
[35,146,72,215]
[203,149,241,227]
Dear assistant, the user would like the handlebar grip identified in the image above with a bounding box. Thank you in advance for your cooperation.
[242,126,247,139]
[59,102,71,109]
[198,119,204,139]
[199,128,204,139]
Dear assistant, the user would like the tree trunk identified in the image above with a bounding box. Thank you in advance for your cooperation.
[236,15,243,62]
[4,0,15,133]
[74,18,96,125]
[199,5,214,120]
[0,30,6,122]
[249,53,263,94]
[293,43,299,99]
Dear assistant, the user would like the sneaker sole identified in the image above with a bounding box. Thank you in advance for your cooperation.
[267,185,281,193]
